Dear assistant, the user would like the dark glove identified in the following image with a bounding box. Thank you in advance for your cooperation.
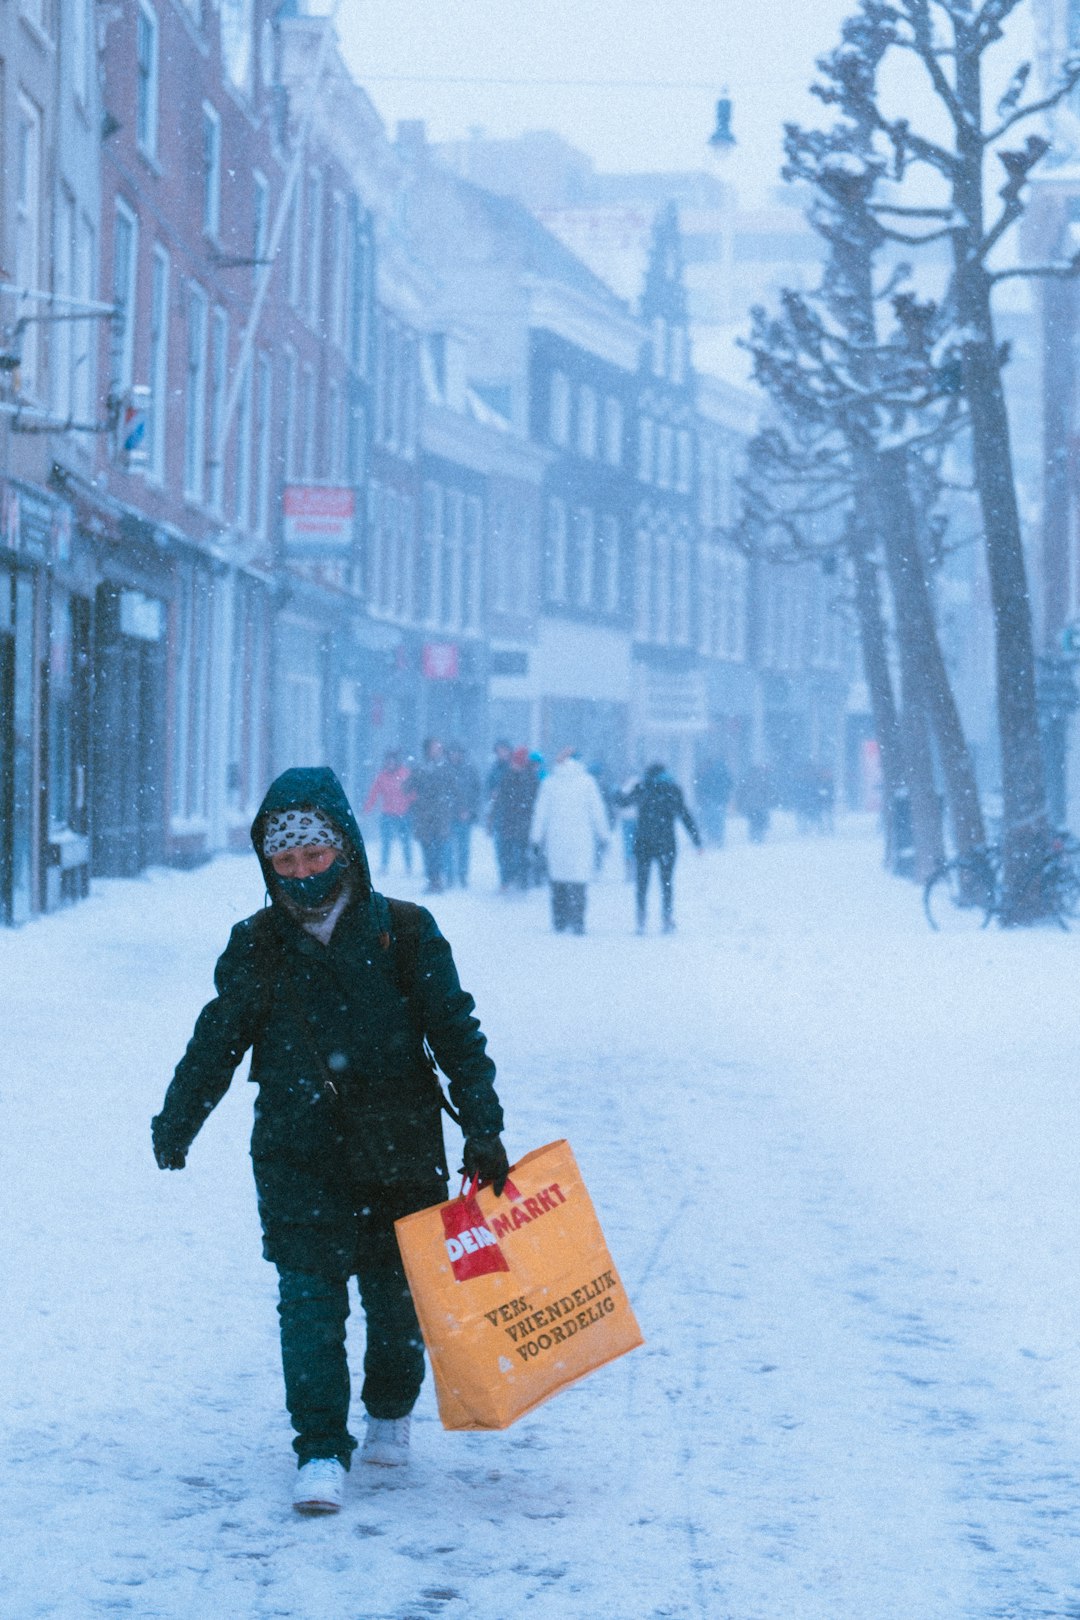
[152,1115,187,1171]
[462,1134,510,1197]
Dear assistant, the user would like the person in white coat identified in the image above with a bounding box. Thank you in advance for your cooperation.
[529,749,610,933]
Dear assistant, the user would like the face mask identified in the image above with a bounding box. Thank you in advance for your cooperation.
[274,856,348,910]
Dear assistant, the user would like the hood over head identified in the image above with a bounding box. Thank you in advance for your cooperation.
[251,766,373,903]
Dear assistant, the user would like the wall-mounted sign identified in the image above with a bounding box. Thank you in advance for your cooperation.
[491,647,529,677]
[119,590,165,643]
[422,641,460,681]
[641,666,707,731]
[283,485,356,555]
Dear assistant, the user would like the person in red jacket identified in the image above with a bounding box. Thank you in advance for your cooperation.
[364,750,415,875]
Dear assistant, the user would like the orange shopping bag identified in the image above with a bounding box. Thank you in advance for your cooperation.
[394,1139,644,1430]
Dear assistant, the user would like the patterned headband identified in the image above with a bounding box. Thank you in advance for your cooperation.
[262,808,345,857]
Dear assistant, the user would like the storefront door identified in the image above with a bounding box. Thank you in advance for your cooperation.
[91,584,166,877]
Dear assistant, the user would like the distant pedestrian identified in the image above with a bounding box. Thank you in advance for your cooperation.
[696,756,733,848]
[529,749,609,934]
[447,744,482,888]
[737,765,772,844]
[616,762,701,934]
[485,740,514,885]
[411,739,455,893]
[490,747,538,891]
[363,750,415,875]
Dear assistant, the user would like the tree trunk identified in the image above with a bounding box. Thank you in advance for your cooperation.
[959,323,1050,917]
[851,540,906,869]
[878,448,986,865]
[950,41,1050,922]
[872,454,945,882]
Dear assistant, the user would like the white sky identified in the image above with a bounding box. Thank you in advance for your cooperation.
[336,0,861,200]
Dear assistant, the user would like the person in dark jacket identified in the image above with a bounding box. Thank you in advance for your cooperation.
[446,744,482,888]
[410,738,456,893]
[151,767,508,1514]
[489,746,538,891]
[616,762,701,933]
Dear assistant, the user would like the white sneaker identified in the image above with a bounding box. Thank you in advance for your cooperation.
[360,1415,411,1467]
[292,1456,346,1514]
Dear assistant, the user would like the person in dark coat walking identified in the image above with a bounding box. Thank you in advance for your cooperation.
[151,767,508,1514]
[616,762,701,933]
[489,746,538,891]
[410,738,456,893]
[446,744,482,888]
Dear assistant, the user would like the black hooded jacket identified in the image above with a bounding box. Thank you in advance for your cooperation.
[152,767,503,1276]
[616,768,701,859]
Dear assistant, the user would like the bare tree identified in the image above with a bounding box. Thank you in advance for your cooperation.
[813,0,1080,916]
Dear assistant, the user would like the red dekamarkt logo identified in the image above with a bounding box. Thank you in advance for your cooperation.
[441,1191,510,1281]
[440,1179,569,1283]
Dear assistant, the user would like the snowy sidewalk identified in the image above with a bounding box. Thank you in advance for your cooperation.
[3,822,1080,1619]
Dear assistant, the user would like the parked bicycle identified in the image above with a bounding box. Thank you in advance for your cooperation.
[923,831,1080,931]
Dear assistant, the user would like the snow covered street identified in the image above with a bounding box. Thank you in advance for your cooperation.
[5,819,1080,1619]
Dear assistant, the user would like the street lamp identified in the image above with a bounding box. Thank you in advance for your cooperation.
[709,93,736,153]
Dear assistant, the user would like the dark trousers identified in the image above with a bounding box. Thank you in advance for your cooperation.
[496,832,528,889]
[551,881,586,933]
[276,1197,437,1468]
[449,822,472,886]
[636,849,676,927]
[379,814,412,874]
[420,837,449,891]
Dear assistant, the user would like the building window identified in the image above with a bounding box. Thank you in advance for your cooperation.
[73,213,96,427]
[52,191,75,423]
[206,308,227,513]
[598,514,620,615]
[136,4,160,160]
[20,0,51,35]
[282,345,298,481]
[329,191,348,350]
[545,496,569,604]
[202,104,221,239]
[16,96,43,394]
[252,171,269,289]
[254,352,272,540]
[638,416,654,485]
[111,199,138,399]
[306,170,323,328]
[183,284,208,503]
[221,0,255,95]
[578,384,598,459]
[399,494,417,621]
[573,507,595,609]
[347,396,366,485]
[603,396,623,467]
[147,247,169,483]
[234,358,253,530]
[653,532,673,643]
[442,489,463,628]
[549,370,571,447]
[288,191,303,309]
[656,423,674,490]
[352,227,371,374]
[463,495,483,631]
[422,481,443,626]
[326,380,341,480]
[651,316,667,378]
[675,428,693,494]
[72,0,93,108]
[300,363,315,480]
[669,325,687,385]
[634,529,651,640]
[672,533,692,645]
